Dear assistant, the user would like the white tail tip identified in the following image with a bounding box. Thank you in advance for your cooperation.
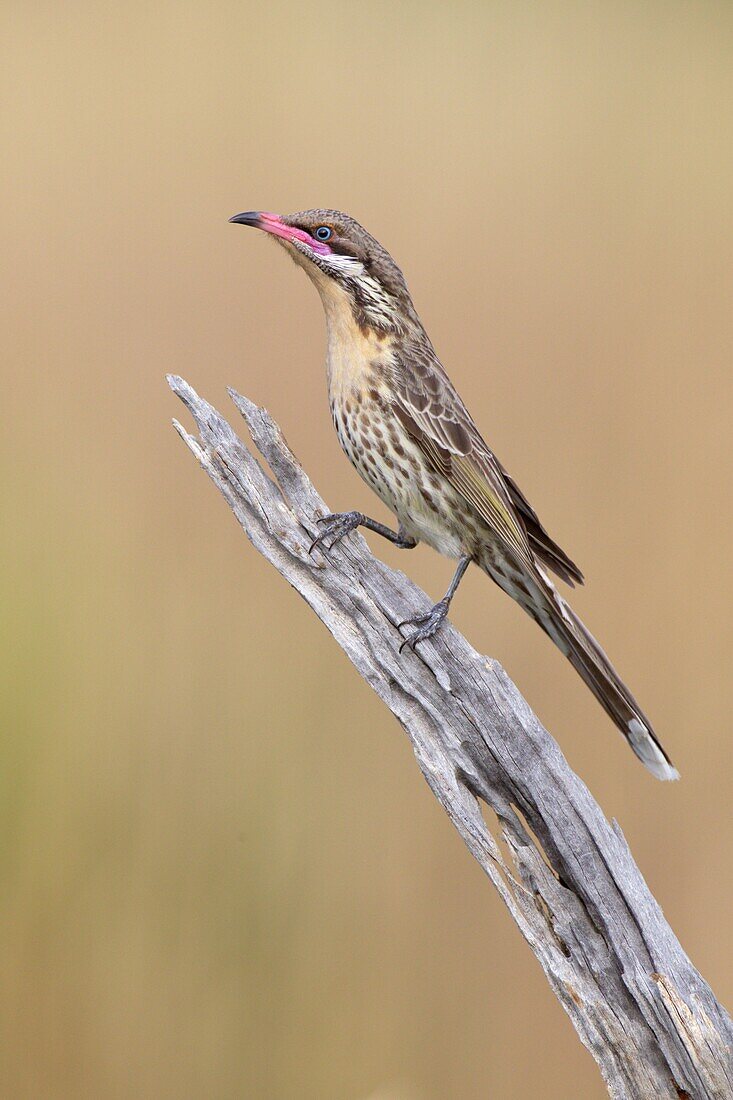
[628,718,680,781]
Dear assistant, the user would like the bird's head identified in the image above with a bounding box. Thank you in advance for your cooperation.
[229,208,419,335]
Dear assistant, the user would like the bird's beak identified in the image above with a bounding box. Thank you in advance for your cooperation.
[228,210,332,255]
[228,210,262,228]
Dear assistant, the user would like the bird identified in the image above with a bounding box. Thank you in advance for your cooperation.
[229,208,678,781]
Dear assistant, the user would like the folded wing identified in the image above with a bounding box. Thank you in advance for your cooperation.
[391,342,583,585]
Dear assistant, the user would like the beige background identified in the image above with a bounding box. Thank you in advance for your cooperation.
[2,2,732,1097]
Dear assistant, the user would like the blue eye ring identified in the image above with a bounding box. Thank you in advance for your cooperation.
[315,226,332,241]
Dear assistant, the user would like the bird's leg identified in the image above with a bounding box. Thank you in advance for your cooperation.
[310,511,417,553]
[398,556,472,653]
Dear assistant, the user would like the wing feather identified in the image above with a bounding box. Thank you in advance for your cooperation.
[390,341,582,583]
[497,461,584,585]
[391,344,533,567]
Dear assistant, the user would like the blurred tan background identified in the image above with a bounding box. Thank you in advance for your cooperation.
[2,2,732,1097]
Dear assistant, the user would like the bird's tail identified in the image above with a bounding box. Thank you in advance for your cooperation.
[484,559,679,780]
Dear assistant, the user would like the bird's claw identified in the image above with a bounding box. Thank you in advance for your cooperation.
[398,600,449,652]
[309,511,363,554]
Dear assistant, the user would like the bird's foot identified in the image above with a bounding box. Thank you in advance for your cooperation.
[309,511,364,553]
[398,599,450,652]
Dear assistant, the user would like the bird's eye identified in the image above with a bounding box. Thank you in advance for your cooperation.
[315,226,332,241]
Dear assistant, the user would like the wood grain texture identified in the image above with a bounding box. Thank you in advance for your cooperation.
[168,375,732,1100]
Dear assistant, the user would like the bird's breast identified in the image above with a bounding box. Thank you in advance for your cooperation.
[328,378,466,558]
[323,304,475,558]
[324,306,392,401]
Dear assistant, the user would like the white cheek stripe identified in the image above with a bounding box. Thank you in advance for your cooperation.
[323,253,366,277]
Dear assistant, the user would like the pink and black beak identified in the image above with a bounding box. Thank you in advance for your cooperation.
[229,210,332,256]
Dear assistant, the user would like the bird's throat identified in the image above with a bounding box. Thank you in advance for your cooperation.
[318,278,394,404]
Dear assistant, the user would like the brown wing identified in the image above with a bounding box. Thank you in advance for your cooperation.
[390,342,534,568]
[497,461,584,586]
[390,340,583,584]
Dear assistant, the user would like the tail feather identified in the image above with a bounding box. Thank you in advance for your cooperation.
[484,559,679,780]
[550,587,678,780]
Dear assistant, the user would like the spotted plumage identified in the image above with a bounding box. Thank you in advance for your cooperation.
[230,207,678,781]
